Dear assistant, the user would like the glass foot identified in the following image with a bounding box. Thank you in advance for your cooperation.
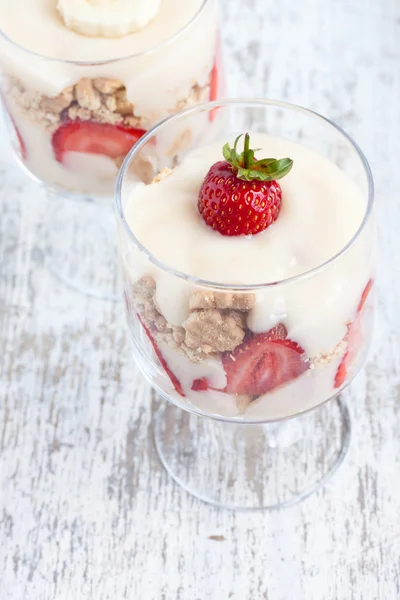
[45,193,120,302]
[153,397,351,510]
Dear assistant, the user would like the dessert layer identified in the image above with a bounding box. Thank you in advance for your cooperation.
[0,0,218,114]
[122,134,373,357]
[3,74,211,196]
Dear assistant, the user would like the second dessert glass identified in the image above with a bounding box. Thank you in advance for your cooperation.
[116,99,375,509]
[0,0,222,300]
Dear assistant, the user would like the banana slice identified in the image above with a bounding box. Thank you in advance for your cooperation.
[57,0,161,38]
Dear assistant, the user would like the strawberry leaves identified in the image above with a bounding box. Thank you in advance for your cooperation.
[222,133,293,182]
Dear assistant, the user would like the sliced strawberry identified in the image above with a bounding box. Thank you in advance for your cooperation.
[209,40,222,122]
[334,280,373,388]
[334,359,348,388]
[357,278,373,312]
[16,127,27,160]
[52,120,146,163]
[222,325,308,397]
[191,378,209,391]
[137,315,184,397]
[210,52,219,103]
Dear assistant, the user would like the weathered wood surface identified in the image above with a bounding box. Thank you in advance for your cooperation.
[1,0,400,598]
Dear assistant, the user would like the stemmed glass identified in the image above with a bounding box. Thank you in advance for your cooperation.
[0,0,223,300]
[116,99,375,509]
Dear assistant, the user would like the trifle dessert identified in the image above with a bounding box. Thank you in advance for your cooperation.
[117,102,375,421]
[0,0,221,196]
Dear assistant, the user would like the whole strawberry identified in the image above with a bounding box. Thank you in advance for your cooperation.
[198,133,293,236]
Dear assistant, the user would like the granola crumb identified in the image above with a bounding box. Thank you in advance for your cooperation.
[75,78,101,111]
[224,310,247,329]
[68,104,92,121]
[4,74,212,144]
[128,275,250,362]
[183,309,245,353]
[310,339,348,367]
[93,77,123,95]
[115,89,134,115]
[152,168,173,184]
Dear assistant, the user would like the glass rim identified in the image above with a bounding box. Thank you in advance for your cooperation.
[115,98,374,291]
[0,0,209,65]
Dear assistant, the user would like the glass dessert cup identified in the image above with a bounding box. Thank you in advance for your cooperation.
[0,0,223,300]
[116,99,375,509]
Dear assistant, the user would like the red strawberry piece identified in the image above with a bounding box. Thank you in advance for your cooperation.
[222,325,308,397]
[209,46,220,103]
[16,126,27,160]
[334,280,373,388]
[52,120,146,163]
[357,278,373,312]
[137,315,184,397]
[198,134,293,236]
[334,319,362,389]
[209,40,221,121]
[334,359,347,388]
[191,378,209,391]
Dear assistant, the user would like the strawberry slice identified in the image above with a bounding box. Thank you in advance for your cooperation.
[52,120,146,163]
[191,378,209,391]
[16,126,27,160]
[357,278,373,313]
[210,52,219,103]
[137,315,184,397]
[334,279,373,389]
[209,40,222,122]
[222,324,308,397]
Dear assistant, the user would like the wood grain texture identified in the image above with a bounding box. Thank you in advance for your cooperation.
[1,0,400,598]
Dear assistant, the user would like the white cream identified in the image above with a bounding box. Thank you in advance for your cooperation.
[0,0,217,109]
[0,0,218,196]
[147,306,374,421]
[124,134,373,357]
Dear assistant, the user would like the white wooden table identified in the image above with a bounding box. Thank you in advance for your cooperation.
[1,0,400,598]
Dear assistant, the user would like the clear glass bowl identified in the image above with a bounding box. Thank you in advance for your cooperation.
[0,0,221,198]
[0,0,223,300]
[116,99,375,508]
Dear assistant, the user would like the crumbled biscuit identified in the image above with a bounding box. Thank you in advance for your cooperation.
[103,95,117,112]
[68,104,92,121]
[152,168,173,184]
[4,74,211,143]
[41,86,74,113]
[173,327,186,343]
[133,275,156,301]
[92,106,124,125]
[183,309,245,353]
[75,78,101,111]
[189,290,256,311]
[115,89,134,115]
[310,339,348,368]
[175,83,210,111]
[224,310,247,329]
[124,115,144,129]
[93,77,124,95]
[189,291,215,311]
